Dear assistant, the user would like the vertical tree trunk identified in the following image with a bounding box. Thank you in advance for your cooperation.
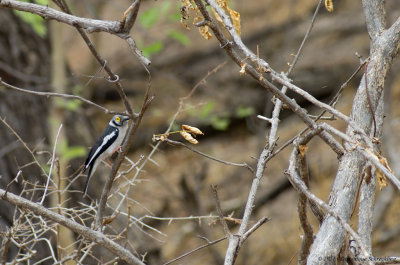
[48,4,76,263]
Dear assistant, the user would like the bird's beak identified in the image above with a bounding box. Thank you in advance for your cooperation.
[123,116,131,122]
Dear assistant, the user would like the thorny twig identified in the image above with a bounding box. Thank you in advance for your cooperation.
[0,78,120,115]
[160,138,253,172]
[211,185,231,236]
[286,142,373,265]
[40,123,62,205]
[0,188,145,265]
[163,236,228,265]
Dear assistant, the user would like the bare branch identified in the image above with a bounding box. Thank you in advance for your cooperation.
[124,35,151,70]
[361,0,386,39]
[52,0,138,114]
[296,147,314,265]
[287,0,323,74]
[163,236,227,265]
[40,123,62,205]
[0,117,48,178]
[0,189,145,265]
[223,144,272,265]
[193,0,345,157]
[286,145,373,265]
[211,185,231,237]
[0,78,116,115]
[94,79,154,230]
[120,0,141,33]
[159,138,253,172]
[0,0,121,33]
[241,216,271,241]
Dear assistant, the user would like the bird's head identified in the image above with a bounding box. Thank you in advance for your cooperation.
[111,115,130,127]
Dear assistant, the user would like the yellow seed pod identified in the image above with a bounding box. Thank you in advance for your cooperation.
[182,125,204,135]
[325,0,334,12]
[180,131,199,144]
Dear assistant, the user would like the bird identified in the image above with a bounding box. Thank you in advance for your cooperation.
[82,114,131,196]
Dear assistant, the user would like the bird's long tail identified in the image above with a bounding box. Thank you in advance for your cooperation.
[83,165,93,197]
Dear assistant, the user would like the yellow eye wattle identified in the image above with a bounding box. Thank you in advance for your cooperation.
[116,117,121,122]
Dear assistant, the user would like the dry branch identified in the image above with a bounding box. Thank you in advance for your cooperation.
[307,1,400,261]
[0,0,120,33]
[0,189,144,265]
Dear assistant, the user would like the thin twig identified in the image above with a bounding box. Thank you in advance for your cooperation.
[287,143,373,265]
[3,170,22,199]
[287,0,323,74]
[160,138,253,172]
[94,75,154,230]
[40,123,62,205]
[112,63,226,219]
[0,188,145,265]
[242,216,271,241]
[211,185,231,236]
[163,236,227,265]
[0,117,48,178]
[296,145,314,265]
[0,78,116,115]
[55,0,136,115]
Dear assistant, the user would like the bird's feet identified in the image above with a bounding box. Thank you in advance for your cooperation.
[111,145,123,154]
[104,146,123,167]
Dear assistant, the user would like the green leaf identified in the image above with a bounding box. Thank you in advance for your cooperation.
[35,0,49,5]
[14,10,46,37]
[160,0,172,16]
[167,30,190,46]
[200,101,215,118]
[236,106,255,118]
[142,41,163,58]
[168,12,182,22]
[13,0,49,37]
[59,140,86,161]
[54,98,82,111]
[65,99,82,111]
[139,7,159,29]
[211,116,230,131]
[63,146,86,161]
[72,84,83,95]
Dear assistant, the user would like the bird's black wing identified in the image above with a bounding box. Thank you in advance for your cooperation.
[83,125,119,170]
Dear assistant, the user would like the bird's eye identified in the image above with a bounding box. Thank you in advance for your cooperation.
[115,116,121,122]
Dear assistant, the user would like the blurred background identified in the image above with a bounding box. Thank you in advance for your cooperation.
[1,0,400,264]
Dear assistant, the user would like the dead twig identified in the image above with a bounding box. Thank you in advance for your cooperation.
[211,185,231,236]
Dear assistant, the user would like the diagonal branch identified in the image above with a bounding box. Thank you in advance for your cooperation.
[286,143,373,265]
[120,0,141,34]
[160,138,253,172]
[53,0,136,115]
[0,189,144,265]
[0,0,120,33]
[0,78,118,115]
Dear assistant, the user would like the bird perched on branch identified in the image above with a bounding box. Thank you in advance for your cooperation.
[82,114,130,196]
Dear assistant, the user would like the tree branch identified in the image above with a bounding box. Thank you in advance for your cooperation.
[0,189,144,265]
[308,2,400,262]
[0,0,120,33]
[286,144,373,265]
[361,0,386,39]
[159,138,253,172]
[94,80,154,230]
[0,78,117,115]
